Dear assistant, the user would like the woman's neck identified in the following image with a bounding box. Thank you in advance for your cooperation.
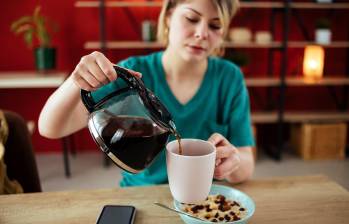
[162,48,207,81]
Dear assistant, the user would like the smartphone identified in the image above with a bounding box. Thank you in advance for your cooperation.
[96,205,136,224]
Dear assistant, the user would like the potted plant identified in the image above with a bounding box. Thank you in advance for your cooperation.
[11,6,58,71]
[315,18,331,44]
[224,50,250,74]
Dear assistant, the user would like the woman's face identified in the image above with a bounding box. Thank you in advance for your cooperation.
[166,0,224,62]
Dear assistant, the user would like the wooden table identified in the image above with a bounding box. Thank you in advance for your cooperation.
[0,175,348,224]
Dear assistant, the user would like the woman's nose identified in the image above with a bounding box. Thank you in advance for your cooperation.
[195,23,208,40]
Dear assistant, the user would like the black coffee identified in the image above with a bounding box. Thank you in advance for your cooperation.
[173,131,183,155]
[101,116,169,172]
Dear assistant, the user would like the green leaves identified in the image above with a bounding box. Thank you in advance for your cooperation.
[10,5,58,49]
[24,28,34,48]
[10,16,32,33]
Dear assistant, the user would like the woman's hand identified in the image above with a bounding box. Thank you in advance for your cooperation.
[71,51,142,91]
[208,133,241,180]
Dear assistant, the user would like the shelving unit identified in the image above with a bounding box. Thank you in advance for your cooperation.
[75,1,285,8]
[287,41,349,48]
[290,2,349,9]
[252,111,349,124]
[245,77,349,87]
[75,1,349,9]
[84,40,284,49]
[84,40,349,49]
[75,0,349,160]
[0,71,67,88]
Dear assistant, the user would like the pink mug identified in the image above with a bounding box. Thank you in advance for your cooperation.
[166,139,216,204]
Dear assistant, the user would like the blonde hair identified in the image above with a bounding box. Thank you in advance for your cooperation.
[157,0,240,56]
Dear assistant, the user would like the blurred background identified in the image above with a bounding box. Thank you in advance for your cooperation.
[1,0,348,192]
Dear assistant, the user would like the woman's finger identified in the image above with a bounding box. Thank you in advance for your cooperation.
[215,145,234,159]
[72,64,101,89]
[208,133,230,147]
[214,154,240,178]
[215,158,222,167]
[124,68,142,78]
[87,60,109,85]
[94,52,117,82]
[74,75,96,91]
[83,71,103,88]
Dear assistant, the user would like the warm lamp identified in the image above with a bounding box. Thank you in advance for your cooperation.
[303,45,325,79]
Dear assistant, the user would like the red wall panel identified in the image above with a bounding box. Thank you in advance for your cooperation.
[1,1,348,152]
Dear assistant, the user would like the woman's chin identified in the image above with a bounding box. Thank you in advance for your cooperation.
[182,51,208,63]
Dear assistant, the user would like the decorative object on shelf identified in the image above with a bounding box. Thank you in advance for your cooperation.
[303,45,325,80]
[224,50,250,74]
[255,31,272,44]
[141,20,156,42]
[315,17,331,44]
[228,27,252,43]
[10,5,58,71]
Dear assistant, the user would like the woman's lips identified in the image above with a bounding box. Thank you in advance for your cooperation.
[187,45,206,53]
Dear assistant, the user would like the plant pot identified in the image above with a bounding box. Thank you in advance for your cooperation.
[141,20,156,42]
[34,47,56,71]
[315,29,331,44]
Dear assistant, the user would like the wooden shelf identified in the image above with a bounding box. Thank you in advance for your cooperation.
[245,77,280,87]
[252,111,349,124]
[84,41,284,49]
[251,112,278,124]
[85,41,349,49]
[284,112,349,123]
[288,41,349,48]
[286,77,349,86]
[240,2,284,8]
[85,41,164,49]
[0,71,67,88]
[75,1,284,8]
[246,77,349,87]
[75,1,349,9]
[291,2,349,9]
[75,1,162,8]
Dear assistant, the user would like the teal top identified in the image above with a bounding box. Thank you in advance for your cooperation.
[91,51,255,187]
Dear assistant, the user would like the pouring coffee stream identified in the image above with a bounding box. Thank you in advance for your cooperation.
[174,130,183,155]
[81,65,183,174]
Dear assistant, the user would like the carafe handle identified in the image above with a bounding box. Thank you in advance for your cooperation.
[81,89,95,113]
[80,65,142,113]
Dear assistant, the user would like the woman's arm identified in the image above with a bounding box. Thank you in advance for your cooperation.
[225,146,254,183]
[39,51,118,139]
[38,76,89,139]
[39,51,142,139]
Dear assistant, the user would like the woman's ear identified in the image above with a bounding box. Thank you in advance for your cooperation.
[165,8,174,30]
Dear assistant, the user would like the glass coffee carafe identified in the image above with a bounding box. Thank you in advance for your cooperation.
[81,65,176,174]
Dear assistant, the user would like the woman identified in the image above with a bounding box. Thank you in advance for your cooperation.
[39,0,255,187]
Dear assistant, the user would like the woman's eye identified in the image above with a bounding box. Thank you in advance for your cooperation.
[186,17,198,23]
[209,24,221,30]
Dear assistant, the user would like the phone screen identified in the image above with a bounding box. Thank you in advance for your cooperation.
[96,205,136,224]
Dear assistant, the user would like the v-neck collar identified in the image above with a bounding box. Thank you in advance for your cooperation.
[156,51,212,113]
